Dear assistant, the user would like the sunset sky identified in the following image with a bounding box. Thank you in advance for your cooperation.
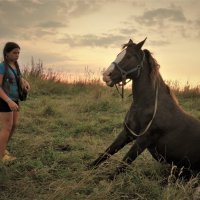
[0,0,200,85]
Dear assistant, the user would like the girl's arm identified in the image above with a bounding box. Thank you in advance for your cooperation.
[0,74,11,103]
[0,74,19,111]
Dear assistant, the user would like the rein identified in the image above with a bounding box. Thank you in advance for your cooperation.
[124,84,159,137]
[113,52,145,99]
[114,80,131,99]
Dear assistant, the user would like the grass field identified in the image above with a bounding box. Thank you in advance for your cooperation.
[1,68,200,200]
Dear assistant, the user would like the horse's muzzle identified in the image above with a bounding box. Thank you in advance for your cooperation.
[102,74,114,87]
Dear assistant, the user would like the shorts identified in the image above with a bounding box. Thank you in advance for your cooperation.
[0,98,19,112]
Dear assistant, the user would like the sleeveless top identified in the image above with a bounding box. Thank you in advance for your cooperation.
[0,62,19,100]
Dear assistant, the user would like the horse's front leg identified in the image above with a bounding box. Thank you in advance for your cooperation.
[88,129,134,169]
[109,134,151,180]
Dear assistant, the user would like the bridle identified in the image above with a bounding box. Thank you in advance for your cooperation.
[112,51,146,99]
[111,50,159,137]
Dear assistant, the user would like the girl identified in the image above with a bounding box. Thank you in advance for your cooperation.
[0,42,30,161]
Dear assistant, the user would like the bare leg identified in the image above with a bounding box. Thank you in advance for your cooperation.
[0,112,13,159]
[88,129,134,168]
[8,111,19,142]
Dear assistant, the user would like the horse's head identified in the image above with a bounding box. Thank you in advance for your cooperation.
[103,38,146,87]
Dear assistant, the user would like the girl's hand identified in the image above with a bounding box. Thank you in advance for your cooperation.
[21,78,31,91]
[7,100,19,112]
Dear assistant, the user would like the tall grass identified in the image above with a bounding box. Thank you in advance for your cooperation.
[166,80,200,98]
[22,60,200,99]
[23,58,102,85]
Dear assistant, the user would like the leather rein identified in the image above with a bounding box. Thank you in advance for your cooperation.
[124,85,158,137]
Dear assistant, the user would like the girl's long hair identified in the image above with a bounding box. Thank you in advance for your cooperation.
[3,42,21,74]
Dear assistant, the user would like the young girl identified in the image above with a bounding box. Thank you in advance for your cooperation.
[0,42,30,161]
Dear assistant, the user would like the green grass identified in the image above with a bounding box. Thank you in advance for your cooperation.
[1,72,200,200]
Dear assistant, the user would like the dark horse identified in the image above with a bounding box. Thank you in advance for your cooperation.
[89,38,200,179]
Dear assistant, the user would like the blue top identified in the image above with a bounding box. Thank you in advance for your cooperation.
[0,62,19,100]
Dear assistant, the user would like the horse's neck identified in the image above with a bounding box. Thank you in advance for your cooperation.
[132,70,163,106]
[132,75,155,105]
[132,70,175,108]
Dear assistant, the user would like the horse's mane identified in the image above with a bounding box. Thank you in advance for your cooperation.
[144,49,179,104]
[121,42,178,103]
[143,49,160,83]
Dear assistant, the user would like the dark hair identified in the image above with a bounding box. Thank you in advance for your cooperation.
[3,42,21,74]
[3,42,20,62]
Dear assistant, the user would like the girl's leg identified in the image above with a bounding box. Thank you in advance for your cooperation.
[0,112,13,159]
[8,111,20,142]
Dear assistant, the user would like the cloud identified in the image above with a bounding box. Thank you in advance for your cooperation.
[149,40,170,46]
[0,25,15,37]
[119,27,138,35]
[0,0,66,39]
[56,29,170,48]
[20,49,73,68]
[57,33,127,48]
[196,20,200,27]
[135,7,187,26]
[67,0,102,17]
[37,21,67,28]
[1,0,199,54]
[127,6,200,42]
[0,0,105,39]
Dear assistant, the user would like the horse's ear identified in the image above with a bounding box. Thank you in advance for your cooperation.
[136,37,147,49]
[128,39,133,44]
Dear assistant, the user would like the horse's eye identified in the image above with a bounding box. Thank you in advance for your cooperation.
[126,55,131,59]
